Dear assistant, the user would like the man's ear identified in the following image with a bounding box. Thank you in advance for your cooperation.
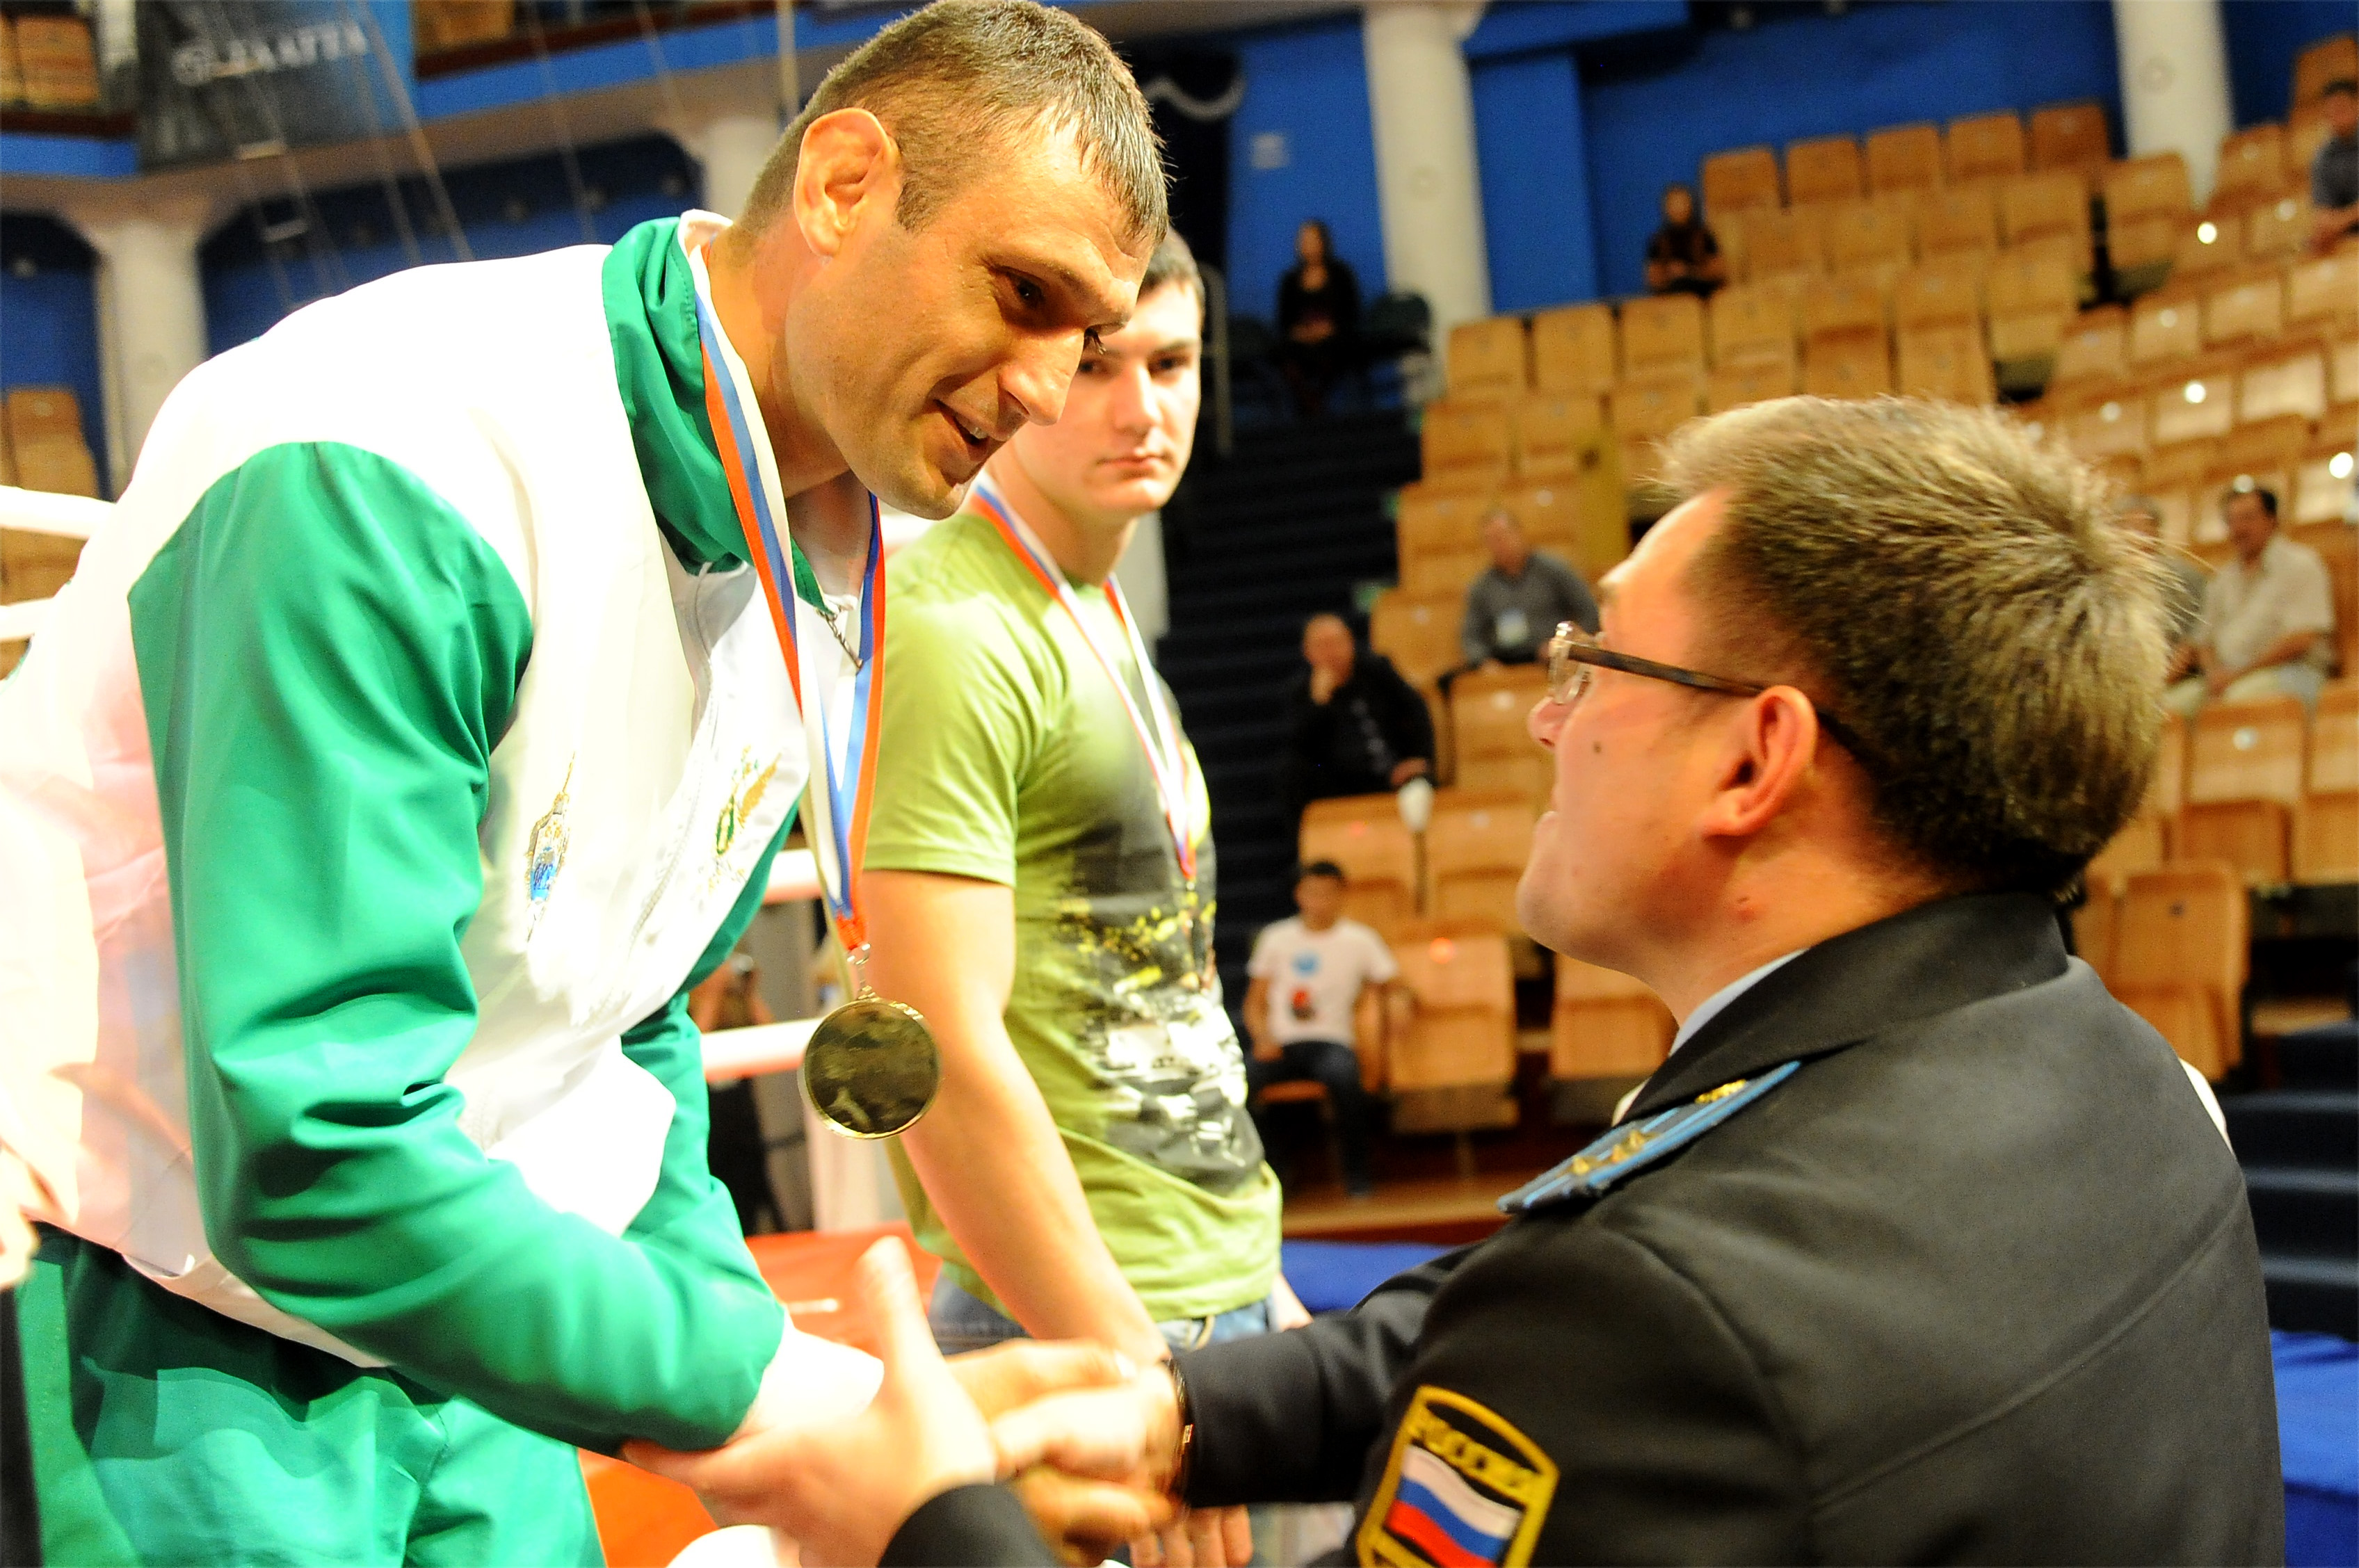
[1697,687,1826,842]
[793,108,901,261]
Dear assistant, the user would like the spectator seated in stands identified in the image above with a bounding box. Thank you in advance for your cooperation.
[1280,613,1435,832]
[1644,181,1727,300]
[1243,862,1403,1199]
[1275,218,1361,419]
[2119,494,2209,684]
[1460,508,1600,672]
[2166,485,2336,716]
[2312,78,2358,252]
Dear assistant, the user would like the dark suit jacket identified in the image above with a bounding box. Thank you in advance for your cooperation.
[1176,893,2283,1565]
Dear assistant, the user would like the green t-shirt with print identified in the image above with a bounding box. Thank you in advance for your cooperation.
[865,509,1280,1322]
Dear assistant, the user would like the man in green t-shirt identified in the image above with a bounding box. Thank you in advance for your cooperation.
[862,234,1287,1410]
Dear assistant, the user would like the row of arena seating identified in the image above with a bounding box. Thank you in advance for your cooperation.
[2072,861,2252,1083]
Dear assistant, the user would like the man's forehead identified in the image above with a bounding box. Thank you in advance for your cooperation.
[1600,490,1724,621]
[1094,282,1202,354]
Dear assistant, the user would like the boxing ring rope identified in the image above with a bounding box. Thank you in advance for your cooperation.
[1,483,828,1084]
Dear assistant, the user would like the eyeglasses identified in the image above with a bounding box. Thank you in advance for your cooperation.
[1542,623,1867,756]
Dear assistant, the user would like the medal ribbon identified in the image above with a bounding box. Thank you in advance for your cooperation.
[966,476,1196,884]
[686,240,886,953]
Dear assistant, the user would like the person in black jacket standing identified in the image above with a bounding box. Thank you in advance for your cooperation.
[639,398,2284,1568]
[1281,614,1435,832]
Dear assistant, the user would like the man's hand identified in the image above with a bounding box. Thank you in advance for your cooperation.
[1309,665,1342,704]
[628,1240,1158,1566]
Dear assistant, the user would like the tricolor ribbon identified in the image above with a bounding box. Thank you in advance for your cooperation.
[966,475,1197,886]
[686,239,885,953]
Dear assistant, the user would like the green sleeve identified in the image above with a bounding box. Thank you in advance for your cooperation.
[861,584,1041,887]
[127,442,782,1452]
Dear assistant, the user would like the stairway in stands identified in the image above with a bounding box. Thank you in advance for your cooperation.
[1158,407,1424,1003]
[2230,1020,2359,1338]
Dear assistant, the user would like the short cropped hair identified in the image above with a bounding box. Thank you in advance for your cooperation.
[1298,861,1346,884]
[739,0,1165,252]
[1660,397,2173,898]
[2223,483,2279,519]
[1139,227,1205,318]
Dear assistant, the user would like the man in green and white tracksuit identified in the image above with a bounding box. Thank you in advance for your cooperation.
[0,4,1168,1558]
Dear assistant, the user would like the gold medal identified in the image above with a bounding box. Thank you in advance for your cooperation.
[801,945,941,1140]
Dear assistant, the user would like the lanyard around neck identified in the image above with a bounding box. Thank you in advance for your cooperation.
[966,475,1196,884]
[686,239,885,952]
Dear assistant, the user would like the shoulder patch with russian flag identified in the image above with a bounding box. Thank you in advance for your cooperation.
[1357,1386,1558,1567]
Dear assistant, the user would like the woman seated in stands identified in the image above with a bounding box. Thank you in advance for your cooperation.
[1644,181,1726,298]
[1276,218,1360,419]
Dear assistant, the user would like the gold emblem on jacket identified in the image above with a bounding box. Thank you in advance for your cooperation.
[714,748,780,859]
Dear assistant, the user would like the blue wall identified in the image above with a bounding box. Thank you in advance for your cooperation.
[0,217,106,480]
[2222,1,2355,126]
[1472,51,1597,314]
[1223,18,1385,328]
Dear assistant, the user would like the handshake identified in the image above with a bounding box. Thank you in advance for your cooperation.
[626,1239,1247,1568]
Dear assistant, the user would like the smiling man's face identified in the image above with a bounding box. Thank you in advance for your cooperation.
[784,119,1150,519]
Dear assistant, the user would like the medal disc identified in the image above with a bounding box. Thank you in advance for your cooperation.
[800,997,941,1139]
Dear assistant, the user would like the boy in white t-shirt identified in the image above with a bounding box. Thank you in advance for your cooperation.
[1243,862,1402,1197]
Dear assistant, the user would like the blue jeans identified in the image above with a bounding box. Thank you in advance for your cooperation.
[928,1275,1275,1356]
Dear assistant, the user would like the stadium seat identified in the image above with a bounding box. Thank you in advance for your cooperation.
[1801,273,1885,347]
[2084,813,2168,903]
[2029,101,2111,175]
[1499,479,1586,564]
[2287,250,2359,330]
[2051,307,2127,388]
[2332,337,2359,407]
[2295,683,2359,884]
[1947,112,2027,186]
[4,386,99,499]
[2245,193,2314,262]
[2112,862,2248,1081]
[1609,372,1705,454]
[1421,398,1514,492]
[1737,207,1827,283]
[1802,336,1893,400]
[1786,134,1865,207]
[1702,145,1782,218]
[1300,795,1419,930]
[1449,665,1551,802]
[2293,33,2358,110]
[1619,294,1707,378]
[1511,393,1604,480]
[2291,448,2356,528]
[2203,273,2285,348]
[1897,323,1995,404]
[1530,303,1618,396]
[2171,216,2245,285]
[2214,124,2292,211]
[1709,282,1796,367]
[2292,522,2356,668]
[1999,171,2091,265]
[2240,348,2330,425]
[1914,186,2000,259]
[1369,590,1463,692]
[1401,544,1488,601]
[2059,395,2148,462]
[1824,196,1915,275]
[2180,696,2308,884]
[2128,294,2203,368]
[1447,316,1530,398]
[1385,922,1518,1111]
[2072,878,2120,985]
[1397,483,1492,560]
[2221,414,2313,476]
[1983,241,2079,365]
[1426,789,1538,932]
[0,526,83,609]
[1706,357,1799,414]
[2106,152,2193,227]
[1866,122,1943,196]
[1550,957,1674,1080]
[2150,373,2236,447]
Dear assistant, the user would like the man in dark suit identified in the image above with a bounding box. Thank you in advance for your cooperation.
[639,398,2283,1567]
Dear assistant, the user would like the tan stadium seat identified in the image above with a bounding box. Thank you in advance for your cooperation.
[2084,814,2167,905]
[1801,273,1886,348]
[2203,273,2285,348]
[2214,124,2292,211]
[1551,957,1674,1080]
[2296,683,2359,883]
[1426,789,1538,932]
[2072,878,2120,985]
[2333,337,2359,407]
[1,526,84,608]
[1867,122,1942,196]
[1619,293,1707,378]
[1709,282,1796,367]
[5,386,101,500]
[1706,357,1799,414]
[1983,241,2079,364]
[2030,102,2111,175]
[1897,323,1995,403]
[1530,304,1618,396]
[1421,398,1514,492]
[2051,307,2127,387]
[1738,207,1827,283]
[1893,259,1986,331]
[1400,546,1486,601]
[1386,921,1517,1110]
[2000,170,2092,262]
[1702,146,1782,218]
[2107,152,2194,225]
[2221,415,2313,475]
[1451,663,1548,763]
[2127,294,2203,369]
[1301,795,1419,929]
[1369,591,1463,692]
[2246,193,2315,261]
[2292,448,2356,527]
[1947,112,2027,186]
[1397,484,1492,559]
[2060,395,2148,462]
[1915,186,2000,259]
[1802,336,1893,400]
[2239,348,2329,425]
[2151,373,2236,447]
[2112,862,2248,1080]
[2180,697,2308,884]
[1609,370,1705,443]
[1786,134,1865,207]
[1824,196,1915,275]
[1448,317,1530,399]
[2173,216,2246,286]
[2288,250,2359,330]
[1499,479,1585,565]
[2292,522,2356,665]
[2294,34,2358,109]
[1511,392,1604,481]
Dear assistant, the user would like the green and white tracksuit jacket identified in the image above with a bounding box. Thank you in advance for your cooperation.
[0,211,874,1453]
